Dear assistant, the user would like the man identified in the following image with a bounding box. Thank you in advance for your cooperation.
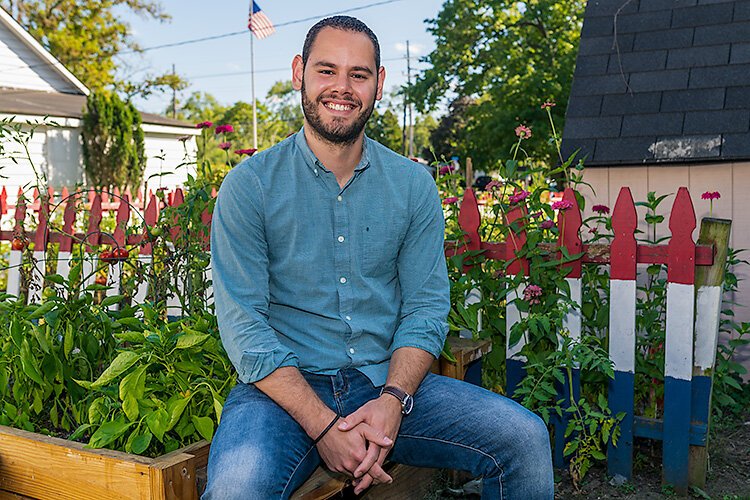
[204,15,553,499]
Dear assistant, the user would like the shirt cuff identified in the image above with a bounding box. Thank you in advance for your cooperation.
[391,316,448,359]
[238,346,299,384]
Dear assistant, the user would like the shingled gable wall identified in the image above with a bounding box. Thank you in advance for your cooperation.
[561,0,750,374]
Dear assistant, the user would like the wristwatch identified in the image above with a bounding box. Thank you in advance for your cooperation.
[380,385,414,415]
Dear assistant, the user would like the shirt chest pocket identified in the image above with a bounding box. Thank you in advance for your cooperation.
[361,219,406,277]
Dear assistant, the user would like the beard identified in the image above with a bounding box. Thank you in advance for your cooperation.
[301,78,376,146]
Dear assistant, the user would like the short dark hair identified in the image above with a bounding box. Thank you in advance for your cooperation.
[302,16,380,70]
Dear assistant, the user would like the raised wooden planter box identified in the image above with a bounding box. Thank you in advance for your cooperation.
[0,425,209,499]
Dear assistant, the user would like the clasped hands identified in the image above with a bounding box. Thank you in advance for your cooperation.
[315,395,404,494]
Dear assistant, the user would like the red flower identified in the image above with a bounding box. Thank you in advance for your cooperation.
[234,148,258,156]
[439,164,457,175]
[540,219,554,229]
[541,101,556,110]
[524,284,543,305]
[509,190,530,204]
[701,191,721,200]
[592,204,610,214]
[552,200,574,211]
[218,142,231,150]
[515,124,532,139]
[486,180,502,191]
[442,196,459,205]
[195,121,213,129]
[215,124,235,134]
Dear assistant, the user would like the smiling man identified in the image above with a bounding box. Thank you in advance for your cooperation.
[204,16,554,499]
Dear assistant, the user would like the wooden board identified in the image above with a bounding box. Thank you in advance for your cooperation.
[0,425,209,500]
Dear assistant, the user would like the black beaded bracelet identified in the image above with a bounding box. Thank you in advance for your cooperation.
[312,414,340,445]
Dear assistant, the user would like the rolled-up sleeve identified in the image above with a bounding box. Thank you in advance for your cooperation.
[390,170,450,358]
[211,166,298,383]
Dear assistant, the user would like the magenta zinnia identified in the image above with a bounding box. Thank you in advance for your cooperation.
[442,197,459,205]
[552,200,574,211]
[215,124,235,134]
[701,191,721,200]
[524,285,543,305]
[509,190,530,204]
[541,101,556,109]
[515,124,532,139]
[235,148,257,156]
[592,204,610,214]
[218,142,231,150]
[540,219,554,229]
[439,164,457,175]
[195,121,213,129]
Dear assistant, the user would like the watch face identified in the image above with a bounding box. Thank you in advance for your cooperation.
[403,394,414,415]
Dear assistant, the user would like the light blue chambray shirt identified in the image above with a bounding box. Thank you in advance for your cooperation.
[211,129,450,386]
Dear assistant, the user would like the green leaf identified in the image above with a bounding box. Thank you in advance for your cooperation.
[146,409,170,442]
[45,274,65,285]
[28,301,55,320]
[32,325,50,354]
[20,339,44,385]
[88,396,107,424]
[591,450,606,461]
[191,416,214,441]
[166,395,192,430]
[131,430,153,455]
[115,331,147,343]
[63,323,74,359]
[87,418,133,449]
[176,330,210,349]
[117,317,145,330]
[101,295,125,307]
[90,351,141,389]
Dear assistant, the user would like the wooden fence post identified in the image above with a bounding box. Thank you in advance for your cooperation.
[607,187,638,480]
[688,217,731,488]
[663,187,696,494]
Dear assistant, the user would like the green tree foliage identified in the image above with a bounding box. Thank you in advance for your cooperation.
[366,107,402,152]
[1,0,168,90]
[413,114,438,160]
[428,96,474,163]
[266,80,303,134]
[81,91,146,190]
[412,0,585,169]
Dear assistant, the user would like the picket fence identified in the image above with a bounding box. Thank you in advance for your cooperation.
[0,184,731,493]
[0,186,215,313]
[447,185,730,493]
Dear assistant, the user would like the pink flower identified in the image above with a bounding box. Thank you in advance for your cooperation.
[218,142,231,150]
[215,124,235,134]
[589,227,598,234]
[540,219,554,229]
[486,180,502,191]
[515,124,532,139]
[541,101,556,110]
[530,211,542,218]
[701,191,721,200]
[234,148,257,156]
[509,190,530,204]
[524,284,543,305]
[592,204,610,214]
[552,200,574,211]
[439,164,457,175]
[442,196,459,205]
[195,121,213,129]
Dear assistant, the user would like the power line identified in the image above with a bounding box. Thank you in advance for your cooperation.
[2,0,404,75]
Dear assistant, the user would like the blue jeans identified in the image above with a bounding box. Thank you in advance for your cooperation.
[203,369,553,499]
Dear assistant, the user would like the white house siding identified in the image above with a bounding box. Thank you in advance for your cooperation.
[0,122,48,200]
[582,162,750,378]
[0,21,79,94]
[142,132,197,192]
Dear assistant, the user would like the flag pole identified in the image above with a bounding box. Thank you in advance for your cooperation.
[250,9,258,149]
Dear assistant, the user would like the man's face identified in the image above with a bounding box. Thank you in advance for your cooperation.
[293,27,385,146]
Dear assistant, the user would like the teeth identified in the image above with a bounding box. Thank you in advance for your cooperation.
[326,103,353,111]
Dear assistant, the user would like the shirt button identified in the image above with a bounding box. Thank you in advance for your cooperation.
[339,277,347,284]
[314,168,318,174]
[337,195,343,202]
[345,315,351,321]
[337,235,345,243]
[349,348,355,355]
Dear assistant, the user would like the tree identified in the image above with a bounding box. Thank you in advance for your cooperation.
[412,0,585,169]
[366,107,402,153]
[266,80,303,134]
[81,91,146,190]
[1,0,168,91]
[427,96,474,163]
[413,113,438,160]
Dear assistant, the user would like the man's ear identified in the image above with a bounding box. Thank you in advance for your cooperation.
[375,66,386,101]
[292,55,304,91]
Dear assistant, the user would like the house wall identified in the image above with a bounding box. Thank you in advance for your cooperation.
[0,20,79,93]
[142,133,196,192]
[582,162,750,377]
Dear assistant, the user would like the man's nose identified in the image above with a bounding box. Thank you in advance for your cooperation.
[331,72,353,94]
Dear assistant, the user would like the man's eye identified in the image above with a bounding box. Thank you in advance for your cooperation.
[352,74,366,79]
[320,70,334,75]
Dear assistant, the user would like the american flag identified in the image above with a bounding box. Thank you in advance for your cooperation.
[248,1,275,39]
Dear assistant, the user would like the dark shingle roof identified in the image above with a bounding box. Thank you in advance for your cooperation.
[0,88,193,128]
[561,0,750,165]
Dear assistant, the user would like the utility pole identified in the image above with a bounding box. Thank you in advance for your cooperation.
[171,64,177,119]
[406,40,414,158]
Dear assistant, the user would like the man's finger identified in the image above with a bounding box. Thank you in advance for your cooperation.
[354,444,380,478]
[359,423,393,447]
[366,461,393,484]
[338,410,366,431]
[353,473,375,495]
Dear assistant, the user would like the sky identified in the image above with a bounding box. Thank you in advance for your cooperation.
[119,0,446,115]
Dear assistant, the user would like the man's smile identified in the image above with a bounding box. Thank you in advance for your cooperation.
[322,100,358,113]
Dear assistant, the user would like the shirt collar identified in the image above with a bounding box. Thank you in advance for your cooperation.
[294,127,371,176]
